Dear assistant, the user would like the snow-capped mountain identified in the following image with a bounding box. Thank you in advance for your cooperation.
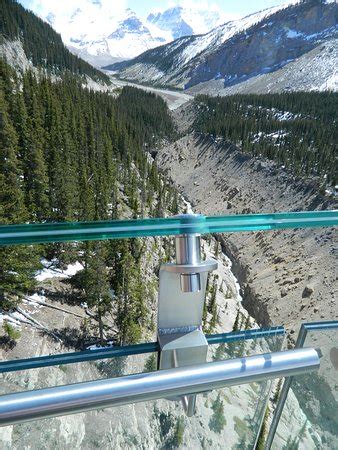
[107,1,337,93]
[41,3,228,68]
[67,9,169,67]
[147,6,227,40]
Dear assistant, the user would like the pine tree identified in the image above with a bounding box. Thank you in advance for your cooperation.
[0,55,176,341]
[194,92,337,185]
[83,242,112,345]
[18,80,49,219]
[209,394,227,433]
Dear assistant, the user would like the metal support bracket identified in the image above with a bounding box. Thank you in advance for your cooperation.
[157,215,218,416]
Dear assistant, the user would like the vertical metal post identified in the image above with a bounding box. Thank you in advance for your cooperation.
[265,324,308,449]
[175,233,201,292]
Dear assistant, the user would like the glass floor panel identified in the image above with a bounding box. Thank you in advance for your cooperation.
[0,328,284,449]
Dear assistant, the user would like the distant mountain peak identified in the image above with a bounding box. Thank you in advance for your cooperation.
[42,4,225,68]
[70,8,82,23]
[109,10,151,40]
[147,5,226,39]
[147,7,194,39]
[46,12,55,26]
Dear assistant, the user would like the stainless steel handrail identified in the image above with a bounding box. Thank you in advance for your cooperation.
[0,348,319,426]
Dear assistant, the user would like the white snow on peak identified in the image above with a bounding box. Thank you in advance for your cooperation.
[147,6,233,38]
[35,2,229,66]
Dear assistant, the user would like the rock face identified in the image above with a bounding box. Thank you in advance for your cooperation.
[188,39,338,95]
[185,1,336,89]
[109,1,337,93]
[155,128,337,337]
[0,39,34,72]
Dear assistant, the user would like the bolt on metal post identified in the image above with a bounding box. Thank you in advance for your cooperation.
[175,233,202,292]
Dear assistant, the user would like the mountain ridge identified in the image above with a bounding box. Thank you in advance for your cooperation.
[189,39,337,95]
[106,1,337,94]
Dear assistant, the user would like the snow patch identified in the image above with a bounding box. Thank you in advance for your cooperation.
[35,259,84,282]
[286,29,302,39]
[0,312,22,328]
[87,341,114,351]
[23,293,47,307]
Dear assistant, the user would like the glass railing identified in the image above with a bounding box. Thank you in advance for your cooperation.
[0,327,284,449]
[0,210,336,245]
[0,211,337,448]
[267,321,338,450]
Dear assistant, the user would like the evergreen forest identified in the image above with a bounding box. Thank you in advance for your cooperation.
[194,92,337,186]
[0,59,178,344]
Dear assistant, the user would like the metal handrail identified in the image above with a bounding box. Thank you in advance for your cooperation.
[0,348,319,427]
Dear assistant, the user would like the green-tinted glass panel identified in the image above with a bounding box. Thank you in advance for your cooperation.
[0,330,284,449]
[0,210,336,246]
[0,328,284,374]
[271,324,338,450]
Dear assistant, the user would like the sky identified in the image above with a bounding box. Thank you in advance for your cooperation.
[19,0,290,21]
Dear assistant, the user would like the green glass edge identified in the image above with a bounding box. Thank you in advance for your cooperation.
[0,210,336,246]
[0,326,284,374]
